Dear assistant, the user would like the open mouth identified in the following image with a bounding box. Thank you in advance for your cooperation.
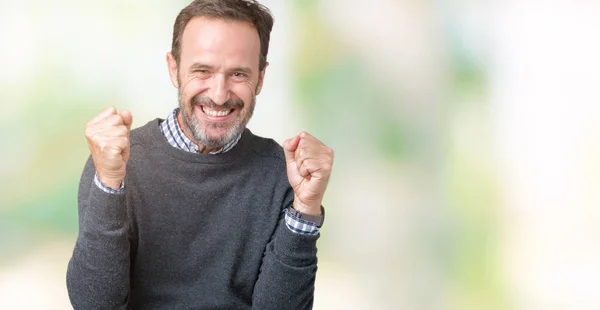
[201,106,234,117]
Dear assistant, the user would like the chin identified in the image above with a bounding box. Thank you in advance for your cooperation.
[195,126,240,148]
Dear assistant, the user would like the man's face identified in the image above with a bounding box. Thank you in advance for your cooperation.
[167,17,266,151]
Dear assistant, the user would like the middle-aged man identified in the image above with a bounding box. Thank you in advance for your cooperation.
[66,0,334,309]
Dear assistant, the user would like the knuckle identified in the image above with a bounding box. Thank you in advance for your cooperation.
[106,114,122,125]
[116,126,128,136]
[106,147,121,156]
[116,137,129,148]
[98,140,108,148]
[120,137,130,146]
[298,150,307,159]
[105,115,117,124]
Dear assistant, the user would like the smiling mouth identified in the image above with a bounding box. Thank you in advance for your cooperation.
[201,106,234,117]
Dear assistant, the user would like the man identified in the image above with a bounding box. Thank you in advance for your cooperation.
[66,0,334,309]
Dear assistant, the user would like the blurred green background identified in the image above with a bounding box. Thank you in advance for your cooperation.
[1,1,600,309]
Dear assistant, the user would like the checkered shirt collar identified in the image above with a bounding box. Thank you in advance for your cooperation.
[159,108,241,154]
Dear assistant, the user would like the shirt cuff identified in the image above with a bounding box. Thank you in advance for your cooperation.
[284,207,320,235]
[93,173,125,195]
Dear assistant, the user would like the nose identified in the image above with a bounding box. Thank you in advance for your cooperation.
[207,73,230,105]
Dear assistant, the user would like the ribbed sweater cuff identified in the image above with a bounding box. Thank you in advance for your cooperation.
[85,181,128,228]
[273,220,319,267]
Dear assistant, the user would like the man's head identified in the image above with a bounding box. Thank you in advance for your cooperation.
[166,0,273,151]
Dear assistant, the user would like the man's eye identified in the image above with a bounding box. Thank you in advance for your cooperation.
[192,70,211,79]
[231,72,248,81]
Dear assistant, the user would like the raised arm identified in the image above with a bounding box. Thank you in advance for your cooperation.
[252,132,334,309]
[66,107,133,309]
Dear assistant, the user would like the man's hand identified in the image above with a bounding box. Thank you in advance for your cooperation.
[85,107,133,189]
[283,132,334,215]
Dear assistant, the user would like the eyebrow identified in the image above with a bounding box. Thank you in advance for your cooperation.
[188,62,253,75]
[188,62,214,72]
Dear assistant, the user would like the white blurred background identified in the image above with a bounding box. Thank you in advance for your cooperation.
[1,0,599,309]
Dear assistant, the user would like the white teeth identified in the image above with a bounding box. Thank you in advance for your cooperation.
[202,107,232,117]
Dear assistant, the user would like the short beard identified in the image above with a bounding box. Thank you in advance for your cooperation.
[178,90,255,150]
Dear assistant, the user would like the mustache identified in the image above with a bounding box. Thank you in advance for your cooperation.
[191,95,244,110]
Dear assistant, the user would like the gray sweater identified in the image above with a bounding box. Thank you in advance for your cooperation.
[66,119,319,309]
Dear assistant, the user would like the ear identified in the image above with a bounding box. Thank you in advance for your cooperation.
[255,62,269,95]
[166,52,179,88]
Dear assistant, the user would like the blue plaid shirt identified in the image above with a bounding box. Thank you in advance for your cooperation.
[94,108,319,235]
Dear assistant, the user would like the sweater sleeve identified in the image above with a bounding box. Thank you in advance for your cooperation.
[252,205,319,309]
[66,156,131,309]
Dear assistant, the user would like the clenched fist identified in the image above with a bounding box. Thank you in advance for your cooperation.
[283,132,334,215]
[85,107,133,189]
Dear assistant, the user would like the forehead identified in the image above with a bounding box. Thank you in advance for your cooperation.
[180,17,261,70]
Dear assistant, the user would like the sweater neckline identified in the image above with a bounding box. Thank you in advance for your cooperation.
[144,118,253,164]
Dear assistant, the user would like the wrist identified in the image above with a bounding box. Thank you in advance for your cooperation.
[98,174,124,190]
[288,204,325,228]
[292,199,322,216]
